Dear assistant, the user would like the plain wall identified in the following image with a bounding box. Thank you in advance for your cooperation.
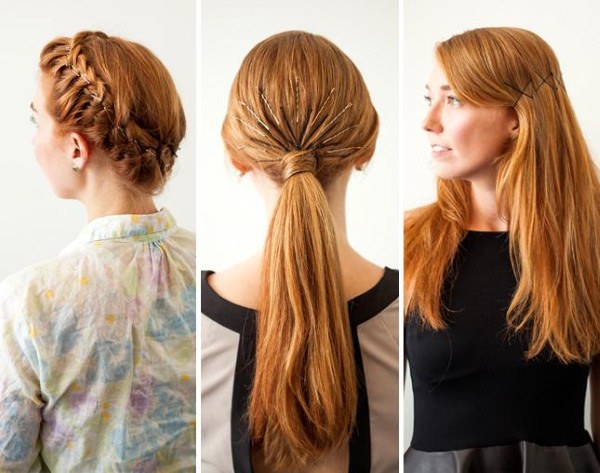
[404,0,600,450]
[0,0,195,281]
[200,0,399,272]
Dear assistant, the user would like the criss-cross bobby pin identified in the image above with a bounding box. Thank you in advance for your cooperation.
[504,70,565,106]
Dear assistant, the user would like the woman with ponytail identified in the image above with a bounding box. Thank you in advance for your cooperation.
[0,31,195,470]
[201,31,399,472]
[405,27,600,472]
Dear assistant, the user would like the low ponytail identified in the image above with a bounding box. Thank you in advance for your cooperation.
[221,31,379,468]
[249,151,357,467]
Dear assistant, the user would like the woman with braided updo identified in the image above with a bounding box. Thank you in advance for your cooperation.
[0,31,195,470]
[405,27,600,471]
[201,31,398,472]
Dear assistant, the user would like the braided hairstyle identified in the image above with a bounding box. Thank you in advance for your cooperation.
[222,31,379,468]
[39,31,186,195]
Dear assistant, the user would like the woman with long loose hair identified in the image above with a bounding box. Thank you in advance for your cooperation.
[405,27,600,472]
[0,31,195,470]
[201,31,399,472]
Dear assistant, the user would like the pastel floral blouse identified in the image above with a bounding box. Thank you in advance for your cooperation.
[0,209,196,472]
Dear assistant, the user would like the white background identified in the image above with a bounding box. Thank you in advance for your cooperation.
[200,0,399,272]
[404,0,600,450]
[0,0,195,281]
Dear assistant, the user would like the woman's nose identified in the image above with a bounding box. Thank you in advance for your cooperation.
[422,106,442,133]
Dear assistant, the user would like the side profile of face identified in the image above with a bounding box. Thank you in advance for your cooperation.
[422,60,518,187]
[31,75,82,199]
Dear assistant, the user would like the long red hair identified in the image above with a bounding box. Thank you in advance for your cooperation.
[222,31,379,467]
[406,27,600,364]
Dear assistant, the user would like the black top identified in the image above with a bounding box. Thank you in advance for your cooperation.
[405,231,590,452]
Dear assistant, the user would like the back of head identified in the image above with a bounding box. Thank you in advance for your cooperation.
[40,31,186,195]
[222,31,378,468]
[223,30,378,184]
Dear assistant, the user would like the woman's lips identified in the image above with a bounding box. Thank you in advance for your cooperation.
[431,144,452,159]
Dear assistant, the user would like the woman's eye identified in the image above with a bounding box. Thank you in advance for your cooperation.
[447,95,461,106]
[30,115,38,126]
[423,95,432,106]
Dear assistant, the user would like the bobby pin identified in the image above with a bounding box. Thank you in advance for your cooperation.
[258,87,280,126]
[322,125,359,145]
[236,145,269,154]
[65,63,91,85]
[504,71,564,106]
[324,146,362,154]
[239,101,270,131]
[249,137,286,152]
[534,71,564,91]
[294,75,300,124]
[280,106,299,147]
[252,157,281,163]
[234,116,268,138]
[311,87,335,125]
[321,102,353,132]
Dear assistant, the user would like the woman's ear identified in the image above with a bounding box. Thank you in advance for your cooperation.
[508,109,520,140]
[354,153,373,171]
[68,132,91,171]
[229,155,250,176]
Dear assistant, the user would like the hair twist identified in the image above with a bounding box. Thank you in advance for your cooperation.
[280,150,316,180]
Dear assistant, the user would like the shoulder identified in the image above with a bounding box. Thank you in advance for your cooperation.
[0,254,76,300]
[0,252,90,324]
[203,255,261,311]
[171,225,196,246]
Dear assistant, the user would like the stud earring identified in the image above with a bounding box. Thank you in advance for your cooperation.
[72,164,80,173]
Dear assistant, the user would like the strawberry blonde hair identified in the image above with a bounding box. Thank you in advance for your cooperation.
[39,31,186,194]
[222,31,378,467]
[405,27,600,363]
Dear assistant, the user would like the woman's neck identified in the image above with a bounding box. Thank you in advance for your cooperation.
[77,171,157,221]
[212,169,383,307]
[468,180,507,231]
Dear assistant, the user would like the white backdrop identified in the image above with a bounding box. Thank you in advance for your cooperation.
[0,0,195,281]
[200,0,399,272]
[404,0,600,450]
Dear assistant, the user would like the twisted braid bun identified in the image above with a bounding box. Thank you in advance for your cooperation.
[40,31,185,194]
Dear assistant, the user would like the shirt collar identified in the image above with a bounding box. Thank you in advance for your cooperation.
[69,208,176,247]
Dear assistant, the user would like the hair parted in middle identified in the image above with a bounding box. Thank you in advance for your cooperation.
[222,30,379,468]
[405,27,600,364]
[39,31,186,195]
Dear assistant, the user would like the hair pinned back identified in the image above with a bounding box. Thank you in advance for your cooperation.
[223,30,378,185]
[406,27,600,364]
[222,31,379,468]
[39,30,186,195]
